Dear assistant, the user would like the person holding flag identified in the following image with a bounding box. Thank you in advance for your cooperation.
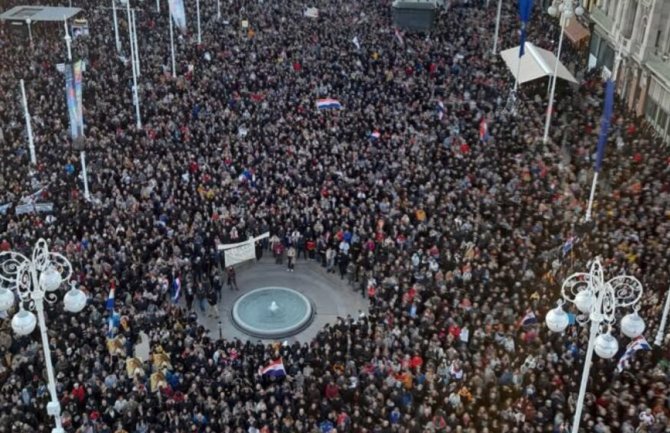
[479,115,490,143]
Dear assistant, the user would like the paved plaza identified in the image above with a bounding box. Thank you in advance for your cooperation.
[192,257,369,343]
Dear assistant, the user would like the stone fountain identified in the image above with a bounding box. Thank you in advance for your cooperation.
[232,287,315,338]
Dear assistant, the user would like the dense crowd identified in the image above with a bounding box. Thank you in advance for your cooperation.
[0,0,669,432]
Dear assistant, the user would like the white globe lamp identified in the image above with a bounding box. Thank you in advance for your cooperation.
[12,309,37,336]
[548,5,558,16]
[594,332,619,359]
[63,288,87,313]
[620,312,645,339]
[546,306,570,333]
[40,267,62,292]
[574,290,594,314]
[575,6,584,16]
[0,287,14,312]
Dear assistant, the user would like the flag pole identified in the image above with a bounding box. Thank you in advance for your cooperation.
[584,172,598,222]
[26,19,33,46]
[64,18,72,61]
[492,0,503,55]
[513,47,523,92]
[126,0,142,129]
[169,12,176,78]
[655,286,670,346]
[585,38,621,222]
[156,0,160,13]
[80,151,90,201]
[112,0,121,53]
[20,79,37,166]
[513,22,526,93]
[132,9,141,77]
[542,17,566,144]
[217,0,221,20]
[196,0,202,44]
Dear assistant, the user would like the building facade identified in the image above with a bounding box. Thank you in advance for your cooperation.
[588,0,670,142]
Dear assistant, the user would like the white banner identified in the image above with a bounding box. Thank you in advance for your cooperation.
[304,7,319,18]
[218,232,269,267]
[15,202,54,216]
[169,0,187,30]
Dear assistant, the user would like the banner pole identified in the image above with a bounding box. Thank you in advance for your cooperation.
[81,151,90,201]
[126,1,142,128]
[196,0,202,44]
[20,79,37,166]
[492,0,503,54]
[64,18,72,61]
[584,171,598,222]
[112,0,121,52]
[170,14,176,78]
[132,10,141,77]
[543,19,566,143]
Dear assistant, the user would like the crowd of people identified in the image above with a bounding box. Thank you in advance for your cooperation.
[0,0,669,432]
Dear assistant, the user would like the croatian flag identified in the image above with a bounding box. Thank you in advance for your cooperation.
[258,358,287,378]
[479,117,489,142]
[369,131,381,141]
[436,101,445,120]
[617,336,651,372]
[316,99,342,110]
[106,287,116,311]
[172,276,181,303]
[519,311,538,327]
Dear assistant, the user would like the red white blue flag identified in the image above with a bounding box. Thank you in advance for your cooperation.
[617,336,651,372]
[259,358,287,377]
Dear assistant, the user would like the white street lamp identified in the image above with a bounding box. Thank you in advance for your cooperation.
[0,239,87,433]
[546,258,645,433]
[543,0,584,144]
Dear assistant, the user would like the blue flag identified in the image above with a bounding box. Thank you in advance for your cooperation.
[518,0,533,22]
[595,79,615,172]
[518,0,533,58]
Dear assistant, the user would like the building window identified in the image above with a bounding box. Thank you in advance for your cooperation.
[645,97,658,120]
[638,16,647,45]
[657,109,668,134]
[600,0,607,15]
[623,0,638,39]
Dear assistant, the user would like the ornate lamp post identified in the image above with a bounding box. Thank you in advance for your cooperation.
[543,0,584,144]
[545,258,645,433]
[0,239,88,433]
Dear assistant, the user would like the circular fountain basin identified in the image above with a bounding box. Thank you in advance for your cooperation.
[232,287,315,338]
